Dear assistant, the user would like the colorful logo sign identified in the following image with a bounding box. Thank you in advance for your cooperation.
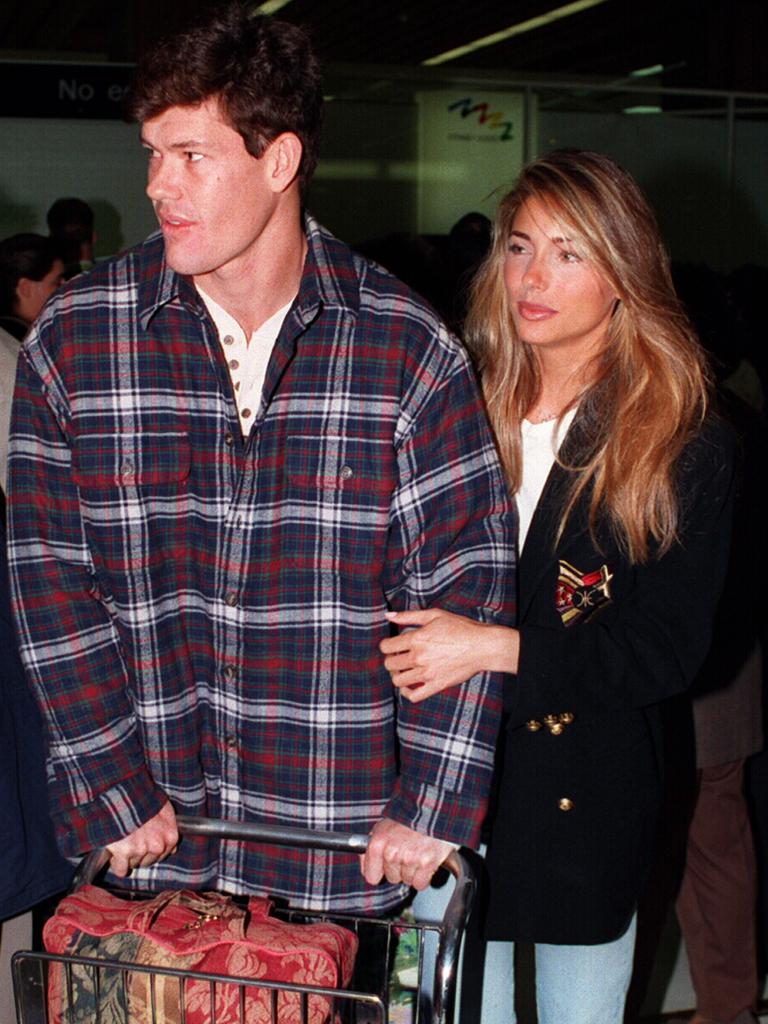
[447,97,514,141]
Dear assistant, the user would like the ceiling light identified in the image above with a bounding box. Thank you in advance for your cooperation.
[623,105,663,114]
[254,0,294,14]
[630,63,664,78]
[422,0,611,66]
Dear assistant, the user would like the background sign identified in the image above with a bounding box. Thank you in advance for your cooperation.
[0,62,134,119]
[416,90,527,234]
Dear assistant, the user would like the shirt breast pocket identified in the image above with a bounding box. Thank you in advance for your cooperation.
[72,431,191,491]
[284,433,393,563]
[286,433,387,491]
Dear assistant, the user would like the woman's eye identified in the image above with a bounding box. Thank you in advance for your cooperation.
[560,249,581,263]
[185,151,204,162]
[508,242,526,254]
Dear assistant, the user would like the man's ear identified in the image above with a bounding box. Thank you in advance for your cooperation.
[265,132,303,194]
[15,277,35,318]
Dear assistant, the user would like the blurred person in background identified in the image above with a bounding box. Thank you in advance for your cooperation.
[47,197,96,280]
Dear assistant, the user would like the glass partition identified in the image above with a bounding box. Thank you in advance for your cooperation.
[308,66,767,273]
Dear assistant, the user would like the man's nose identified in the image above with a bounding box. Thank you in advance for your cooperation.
[147,158,181,202]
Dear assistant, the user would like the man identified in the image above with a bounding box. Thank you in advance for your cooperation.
[46,197,96,280]
[8,3,514,912]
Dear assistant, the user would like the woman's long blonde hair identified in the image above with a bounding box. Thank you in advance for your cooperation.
[466,149,710,563]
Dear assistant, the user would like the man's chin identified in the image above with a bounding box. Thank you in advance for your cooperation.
[163,251,211,278]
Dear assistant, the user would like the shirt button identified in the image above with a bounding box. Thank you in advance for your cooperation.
[242,408,252,419]
[226,735,238,749]
[225,432,234,446]
[223,664,237,681]
[558,798,574,812]
[223,334,235,346]
[121,458,135,481]
[224,592,239,607]
[229,359,239,370]
[340,464,353,480]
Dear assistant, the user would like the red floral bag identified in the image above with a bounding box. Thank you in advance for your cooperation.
[44,886,358,1024]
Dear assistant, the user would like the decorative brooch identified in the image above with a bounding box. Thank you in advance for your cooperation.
[556,560,613,627]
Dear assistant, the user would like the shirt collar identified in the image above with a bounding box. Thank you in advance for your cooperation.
[136,213,361,332]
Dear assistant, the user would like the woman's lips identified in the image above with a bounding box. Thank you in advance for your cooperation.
[517,301,557,320]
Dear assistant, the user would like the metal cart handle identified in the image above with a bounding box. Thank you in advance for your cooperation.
[73,815,475,1024]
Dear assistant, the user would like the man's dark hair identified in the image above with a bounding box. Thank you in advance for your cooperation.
[126,2,322,193]
[0,233,58,317]
[47,197,95,265]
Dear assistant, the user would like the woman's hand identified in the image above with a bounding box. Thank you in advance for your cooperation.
[380,608,519,702]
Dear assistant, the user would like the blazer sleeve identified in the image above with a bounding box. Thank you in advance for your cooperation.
[508,423,736,723]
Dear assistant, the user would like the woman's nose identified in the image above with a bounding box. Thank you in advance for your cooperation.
[522,255,546,290]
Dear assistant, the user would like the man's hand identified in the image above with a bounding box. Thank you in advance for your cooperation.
[105,800,179,877]
[360,817,454,891]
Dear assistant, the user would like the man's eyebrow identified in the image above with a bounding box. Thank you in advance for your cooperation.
[140,136,207,149]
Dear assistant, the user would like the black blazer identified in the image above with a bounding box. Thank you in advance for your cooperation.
[485,414,735,945]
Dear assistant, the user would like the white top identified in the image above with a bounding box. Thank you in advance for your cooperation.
[197,288,294,437]
[517,407,577,551]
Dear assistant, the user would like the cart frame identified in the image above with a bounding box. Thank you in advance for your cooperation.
[13,816,476,1024]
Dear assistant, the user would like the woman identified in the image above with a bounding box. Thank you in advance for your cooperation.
[381,150,734,1023]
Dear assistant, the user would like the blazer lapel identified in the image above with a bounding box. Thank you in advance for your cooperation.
[518,415,594,621]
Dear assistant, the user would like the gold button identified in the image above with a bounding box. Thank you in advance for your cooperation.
[548,722,564,736]
[559,712,575,724]
[526,720,542,732]
[558,798,574,812]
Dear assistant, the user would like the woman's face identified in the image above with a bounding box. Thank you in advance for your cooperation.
[504,197,617,364]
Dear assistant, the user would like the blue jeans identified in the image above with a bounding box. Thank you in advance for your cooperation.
[481,913,637,1024]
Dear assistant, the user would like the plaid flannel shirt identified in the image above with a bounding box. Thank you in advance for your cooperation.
[8,216,515,912]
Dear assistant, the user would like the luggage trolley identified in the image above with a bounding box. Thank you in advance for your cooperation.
[13,817,476,1024]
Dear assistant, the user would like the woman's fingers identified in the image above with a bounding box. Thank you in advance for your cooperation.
[380,633,413,655]
[385,608,442,626]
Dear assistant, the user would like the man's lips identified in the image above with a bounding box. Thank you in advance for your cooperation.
[517,301,557,320]
[156,210,195,230]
